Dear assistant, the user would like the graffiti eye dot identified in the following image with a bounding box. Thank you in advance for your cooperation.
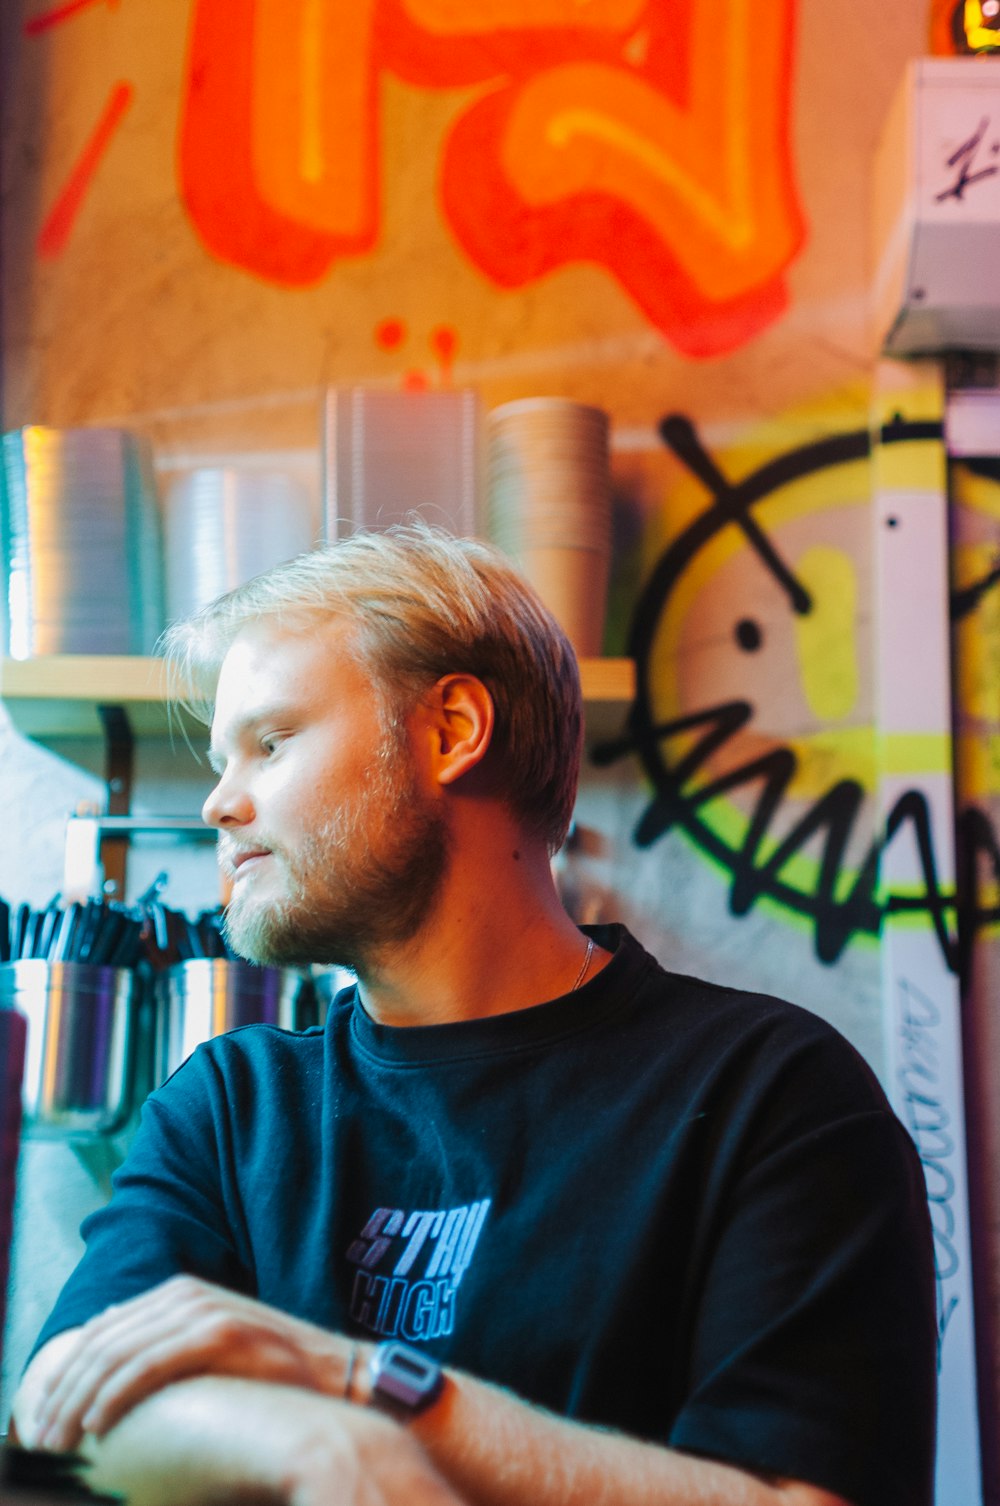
[886,516,899,529]
[735,618,763,652]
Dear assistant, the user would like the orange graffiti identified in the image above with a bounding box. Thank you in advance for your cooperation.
[23,0,118,35]
[180,0,376,281]
[179,0,804,355]
[37,81,133,256]
[401,0,647,30]
[252,0,378,238]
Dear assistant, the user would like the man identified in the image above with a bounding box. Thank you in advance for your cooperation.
[16,528,936,1506]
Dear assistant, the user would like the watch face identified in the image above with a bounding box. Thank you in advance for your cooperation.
[371,1341,444,1415]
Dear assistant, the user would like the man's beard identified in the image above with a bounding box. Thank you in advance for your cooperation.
[220,741,451,975]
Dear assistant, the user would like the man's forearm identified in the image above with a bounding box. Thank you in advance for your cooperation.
[402,1362,854,1506]
[18,1289,853,1506]
[78,1367,854,1506]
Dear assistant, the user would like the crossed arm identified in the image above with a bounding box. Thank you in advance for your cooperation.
[14,1277,855,1506]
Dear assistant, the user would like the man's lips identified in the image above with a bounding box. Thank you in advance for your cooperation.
[224,847,273,880]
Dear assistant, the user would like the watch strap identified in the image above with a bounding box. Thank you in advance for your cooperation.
[368,1340,445,1419]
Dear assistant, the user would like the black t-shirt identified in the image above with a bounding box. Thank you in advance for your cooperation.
[38,925,937,1506]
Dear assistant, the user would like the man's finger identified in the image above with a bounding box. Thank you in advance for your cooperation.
[36,1305,215,1450]
[34,1278,224,1432]
[75,1320,307,1440]
[38,1311,323,1450]
[33,1277,351,1455]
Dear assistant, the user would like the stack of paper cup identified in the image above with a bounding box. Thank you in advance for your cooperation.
[486,399,611,657]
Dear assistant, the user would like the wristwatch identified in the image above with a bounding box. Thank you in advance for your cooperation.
[368,1340,445,1419]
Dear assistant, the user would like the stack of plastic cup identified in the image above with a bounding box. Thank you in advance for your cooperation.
[163,468,316,623]
[486,398,611,657]
[0,426,163,658]
[323,388,481,540]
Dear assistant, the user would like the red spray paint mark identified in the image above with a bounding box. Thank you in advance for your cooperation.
[23,0,117,36]
[375,318,461,390]
[375,316,406,349]
[37,81,134,258]
[430,325,457,385]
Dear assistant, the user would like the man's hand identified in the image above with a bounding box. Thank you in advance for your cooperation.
[30,1277,357,1454]
[78,1375,466,1506]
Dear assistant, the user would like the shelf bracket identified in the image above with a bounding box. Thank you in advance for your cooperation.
[63,813,217,901]
[96,704,135,899]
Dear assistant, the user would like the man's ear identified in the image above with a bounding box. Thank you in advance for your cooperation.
[423,674,495,787]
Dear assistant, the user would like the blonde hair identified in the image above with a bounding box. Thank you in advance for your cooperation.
[161,526,583,852]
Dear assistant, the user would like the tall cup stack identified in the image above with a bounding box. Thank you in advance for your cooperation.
[0,426,163,657]
[486,399,611,657]
[162,468,315,622]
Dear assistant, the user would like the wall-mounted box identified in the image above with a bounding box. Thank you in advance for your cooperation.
[874,58,1000,355]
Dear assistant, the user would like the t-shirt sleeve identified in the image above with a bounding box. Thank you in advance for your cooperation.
[32,1044,254,1357]
[667,1025,938,1506]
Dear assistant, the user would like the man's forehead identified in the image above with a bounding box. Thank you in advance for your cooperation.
[213,618,366,722]
[225,611,355,657]
[219,615,360,678]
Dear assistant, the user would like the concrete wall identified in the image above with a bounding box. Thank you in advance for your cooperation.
[1,1,997,1498]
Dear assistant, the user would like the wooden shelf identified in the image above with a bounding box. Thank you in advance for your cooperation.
[578,658,635,739]
[1,657,180,738]
[2,656,635,740]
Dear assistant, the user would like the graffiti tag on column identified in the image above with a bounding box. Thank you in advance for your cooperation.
[895,976,960,1361]
[177,0,805,356]
[594,414,1000,969]
[935,116,1000,202]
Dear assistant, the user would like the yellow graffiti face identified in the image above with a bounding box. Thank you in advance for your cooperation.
[595,401,962,962]
[654,437,874,809]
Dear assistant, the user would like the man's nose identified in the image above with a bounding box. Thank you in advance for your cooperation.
[202,772,253,830]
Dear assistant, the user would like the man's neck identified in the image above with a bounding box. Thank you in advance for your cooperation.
[354,813,607,1028]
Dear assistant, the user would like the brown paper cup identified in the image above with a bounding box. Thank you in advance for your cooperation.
[517,545,610,658]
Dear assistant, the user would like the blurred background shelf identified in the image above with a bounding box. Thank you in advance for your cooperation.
[1,656,635,740]
[1,656,180,738]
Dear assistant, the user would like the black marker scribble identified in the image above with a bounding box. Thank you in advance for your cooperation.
[895,975,961,1363]
[936,117,1000,202]
[950,553,1000,620]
